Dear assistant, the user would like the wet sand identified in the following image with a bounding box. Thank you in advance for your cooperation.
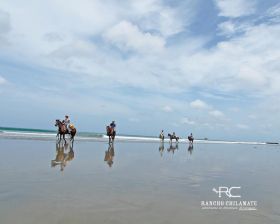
[0,139,279,224]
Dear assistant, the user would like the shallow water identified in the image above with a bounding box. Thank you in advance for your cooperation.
[0,139,279,224]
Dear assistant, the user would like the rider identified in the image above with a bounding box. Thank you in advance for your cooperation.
[110,121,116,135]
[189,133,193,139]
[62,115,70,132]
[172,132,176,138]
[159,130,164,138]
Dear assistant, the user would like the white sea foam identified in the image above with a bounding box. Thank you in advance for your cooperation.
[0,130,269,145]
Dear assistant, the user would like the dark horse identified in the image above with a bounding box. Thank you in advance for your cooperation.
[168,133,179,143]
[106,126,116,144]
[188,135,194,146]
[55,119,76,142]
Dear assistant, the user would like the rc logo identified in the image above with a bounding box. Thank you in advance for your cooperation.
[212,186,241,198]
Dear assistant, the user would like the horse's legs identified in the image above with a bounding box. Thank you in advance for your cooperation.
[63,134,66,143]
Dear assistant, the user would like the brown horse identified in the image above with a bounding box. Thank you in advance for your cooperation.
[106,126,116,144]
[55,119,76,142]
[168,133,179,143]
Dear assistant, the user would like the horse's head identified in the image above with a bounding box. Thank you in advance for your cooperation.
[55,119,60,126]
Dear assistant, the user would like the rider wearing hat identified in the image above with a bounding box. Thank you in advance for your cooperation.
[63,115,71,132]
[110,121,116,135]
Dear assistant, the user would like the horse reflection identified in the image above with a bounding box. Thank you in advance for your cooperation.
[104,143,115,167]
[167,142,178,154]
[159,142,165,157]
[51,142,75,171]
[188,144,194,155]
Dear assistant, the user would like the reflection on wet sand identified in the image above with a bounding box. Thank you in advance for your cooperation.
[51,142,75,171]
[158,142,194,156]
[167,142,179,154]
[159,142,164,157]
[188,145,194,155]
[104,143,114,167]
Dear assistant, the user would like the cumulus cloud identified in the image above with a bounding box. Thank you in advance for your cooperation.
[103,20,165,54]
[0,76,6,84]
[0,9,10,34]
[209,110,225,118]
[190,99,209,110]
[162,105,173,112]
[0,9,11,45]
[217,20,251,37]
[265,3,280,23]
[214,0,256,18]
[181,117,195,125]
[236,124,249,129]
[129,118,140,122]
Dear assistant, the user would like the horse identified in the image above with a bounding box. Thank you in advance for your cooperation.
[168,133,179,143]
[106,126,116,144]
[188,135,194,146]
[55,119,76,142]
[159,133,164,141]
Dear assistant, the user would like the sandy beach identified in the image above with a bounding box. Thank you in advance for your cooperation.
[0,138,279,224]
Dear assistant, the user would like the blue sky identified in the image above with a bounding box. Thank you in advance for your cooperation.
[0,0,280,141]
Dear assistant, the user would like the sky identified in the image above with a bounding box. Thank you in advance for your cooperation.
[0,0,280,141]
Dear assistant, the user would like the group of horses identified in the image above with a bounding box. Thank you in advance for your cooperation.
[159,132,194,145]
[55,119,116,144]
[55,119,193,146]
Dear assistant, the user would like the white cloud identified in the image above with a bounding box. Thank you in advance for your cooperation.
[266,3,280,23]
[0,9,10,34]
[162,105,173,112]
[209,110,225,118]
[214,0,256,18]
[129,118,140,122]
[190,99,209,110]
[217,20,250,37]
[0,76,6,84]
[103,20,165,54]
[181,117,195,125]
[248,114,257,119]
[236,124,249,129]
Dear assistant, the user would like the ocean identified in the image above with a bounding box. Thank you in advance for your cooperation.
[0,126,273,145]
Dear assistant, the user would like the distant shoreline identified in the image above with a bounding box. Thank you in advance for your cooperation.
[0,126,277,145]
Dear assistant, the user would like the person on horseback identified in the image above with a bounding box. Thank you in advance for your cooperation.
[62,115,70,132]
[188,133,194,145]
[159,130,164,140]
[110,121,116,135]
